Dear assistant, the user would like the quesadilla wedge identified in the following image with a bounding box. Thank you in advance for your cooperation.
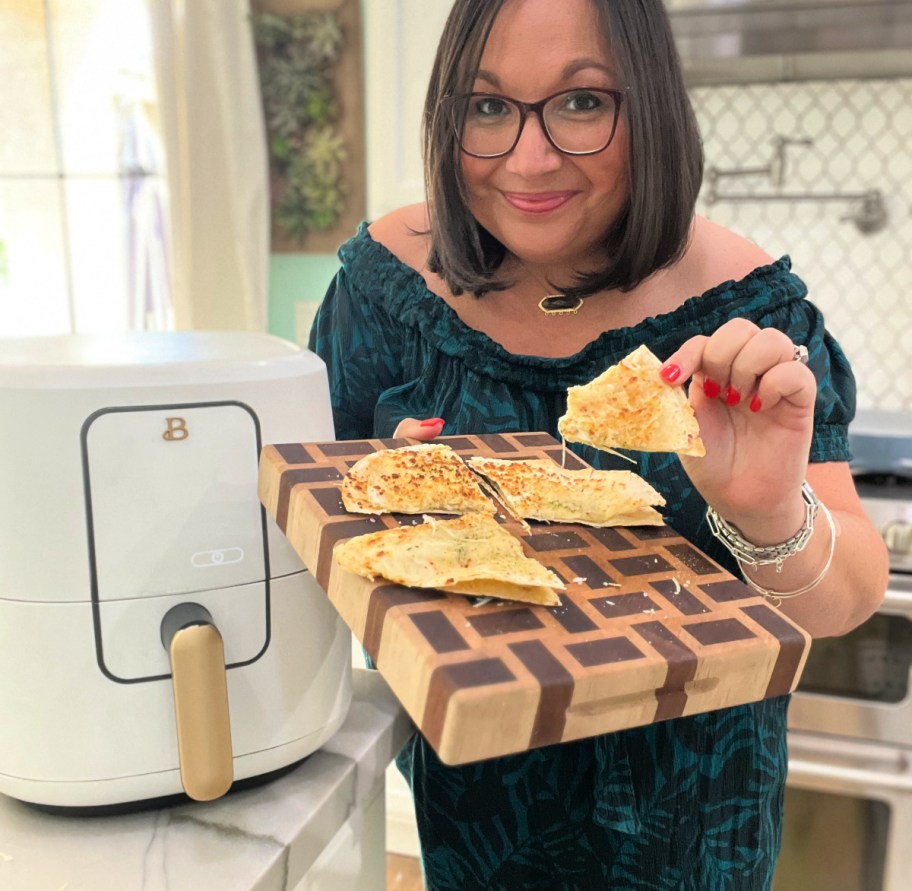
[341,443,496,516]
[467,456,666,527]
[333,513,564,606]
[558,344,705,457]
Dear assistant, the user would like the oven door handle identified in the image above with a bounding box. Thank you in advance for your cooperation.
[883,585,912,615]
[788,755,912,797]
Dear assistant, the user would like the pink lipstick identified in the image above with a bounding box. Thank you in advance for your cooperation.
[503,191,575,214]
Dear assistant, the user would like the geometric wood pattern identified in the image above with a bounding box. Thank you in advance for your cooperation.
[259,432,811,765]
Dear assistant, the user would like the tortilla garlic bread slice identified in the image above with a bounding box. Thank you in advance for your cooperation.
[341,443,496,516]
[558,344,705,457]
[333,513,564,607]
[467,457,666,527]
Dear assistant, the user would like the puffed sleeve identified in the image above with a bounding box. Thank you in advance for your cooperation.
[784,289,856,464]
[308,265,403,441]
[731,258,856,464]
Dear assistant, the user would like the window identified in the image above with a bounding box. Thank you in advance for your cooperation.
[0,0,171,337]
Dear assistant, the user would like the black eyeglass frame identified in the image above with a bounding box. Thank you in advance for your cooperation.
[444,87,627,159]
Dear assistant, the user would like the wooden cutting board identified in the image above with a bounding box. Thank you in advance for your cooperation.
[259,432,811,765]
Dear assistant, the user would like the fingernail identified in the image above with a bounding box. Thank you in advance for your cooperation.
[750,395,762,413]
[725,386,741,406]
[703,378,721,399]
[420,418,445,427]
[660,363,682,382]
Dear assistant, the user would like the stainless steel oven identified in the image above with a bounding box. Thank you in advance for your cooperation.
[774,410,912,891]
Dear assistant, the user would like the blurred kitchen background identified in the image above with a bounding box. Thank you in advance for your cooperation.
[1,1,910,889]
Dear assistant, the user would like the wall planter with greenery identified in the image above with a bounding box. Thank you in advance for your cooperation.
[252,3,363,251]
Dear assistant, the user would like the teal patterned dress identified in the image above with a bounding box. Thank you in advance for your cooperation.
[310,222,856,891]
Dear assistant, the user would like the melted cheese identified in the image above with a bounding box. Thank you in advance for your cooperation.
[333,513,564,606]
[558,344,705,457]
[341,443,496,516]
[467,457,666,527]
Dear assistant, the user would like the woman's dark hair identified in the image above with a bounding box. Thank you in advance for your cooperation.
[422,0,704,299]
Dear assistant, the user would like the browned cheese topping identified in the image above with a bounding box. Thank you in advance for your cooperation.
[558,344,705,457]
[341,443,496,516]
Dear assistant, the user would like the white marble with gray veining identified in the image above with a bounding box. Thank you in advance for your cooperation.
[0,669,414,891]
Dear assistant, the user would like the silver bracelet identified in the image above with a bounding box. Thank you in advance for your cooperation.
[706,481,820,573]
[739,502,836,606]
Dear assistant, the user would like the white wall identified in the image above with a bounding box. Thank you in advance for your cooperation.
[692,79,912,413]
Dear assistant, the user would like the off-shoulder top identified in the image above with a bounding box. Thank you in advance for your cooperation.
[309,221,856,891]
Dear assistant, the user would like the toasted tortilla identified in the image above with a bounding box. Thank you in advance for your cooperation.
[341,443,496,516]
[333,513,564,606]
[436,579,562,607]
[558,344,705,457]
[467,456,666,527]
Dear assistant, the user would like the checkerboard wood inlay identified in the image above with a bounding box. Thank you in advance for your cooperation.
[259,433,811,765]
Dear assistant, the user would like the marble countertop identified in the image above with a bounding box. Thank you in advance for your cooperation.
[0,669,414,891]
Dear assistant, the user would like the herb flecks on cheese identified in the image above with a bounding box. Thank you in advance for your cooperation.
[468,457,665,527]
[558,344,705,457]
[341,443,496,516]
[333,513,564,606]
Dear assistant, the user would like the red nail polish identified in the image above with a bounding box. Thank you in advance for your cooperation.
[750,395,762,413]
[660,363,682,382]
[420,418,445,427]
[724,386,741,406]
[703,378,721,399]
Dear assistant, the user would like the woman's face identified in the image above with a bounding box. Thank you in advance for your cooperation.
[460,0,630,275]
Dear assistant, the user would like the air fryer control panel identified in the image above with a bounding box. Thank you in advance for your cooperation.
[83,401,269,681]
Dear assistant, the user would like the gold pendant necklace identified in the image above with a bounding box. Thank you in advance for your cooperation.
[538,294,584,315]
[518,258,585,315]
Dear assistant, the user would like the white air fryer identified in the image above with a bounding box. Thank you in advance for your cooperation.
[0,332,351,808]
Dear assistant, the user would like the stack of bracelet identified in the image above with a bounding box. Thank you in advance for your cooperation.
[706,481,836,607]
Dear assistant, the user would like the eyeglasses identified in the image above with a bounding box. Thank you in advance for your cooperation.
[445,87,625,159]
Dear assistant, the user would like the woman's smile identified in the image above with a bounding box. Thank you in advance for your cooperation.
[502,190,578,215]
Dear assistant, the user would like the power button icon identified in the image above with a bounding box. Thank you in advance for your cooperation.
[191,548,244,568]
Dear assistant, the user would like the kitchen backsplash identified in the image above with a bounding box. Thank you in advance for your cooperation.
[690,78,912,414]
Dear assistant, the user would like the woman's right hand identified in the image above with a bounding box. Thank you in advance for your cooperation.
[393,417,445,440]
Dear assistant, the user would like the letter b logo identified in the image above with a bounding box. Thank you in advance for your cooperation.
[163,417,189,441]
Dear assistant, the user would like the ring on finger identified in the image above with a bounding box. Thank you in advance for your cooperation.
[792,344,809,364]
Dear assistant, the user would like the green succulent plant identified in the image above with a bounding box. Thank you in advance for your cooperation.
[275,126,348,239]
[252,10,347,239]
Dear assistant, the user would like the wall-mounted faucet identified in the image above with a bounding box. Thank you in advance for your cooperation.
[707,136,814,192]
[705,135,888,235]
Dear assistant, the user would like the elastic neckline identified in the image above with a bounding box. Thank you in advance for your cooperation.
[339,221,806,391]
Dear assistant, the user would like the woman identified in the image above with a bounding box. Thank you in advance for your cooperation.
[310,0,888,887]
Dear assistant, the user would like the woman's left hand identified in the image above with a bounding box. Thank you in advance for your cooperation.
[661,319,817,544]
[392,417,445,440]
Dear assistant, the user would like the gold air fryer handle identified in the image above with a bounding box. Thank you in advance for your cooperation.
[161,604,233,801]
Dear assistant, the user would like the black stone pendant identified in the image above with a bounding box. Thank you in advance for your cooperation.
[538,294,583,315]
